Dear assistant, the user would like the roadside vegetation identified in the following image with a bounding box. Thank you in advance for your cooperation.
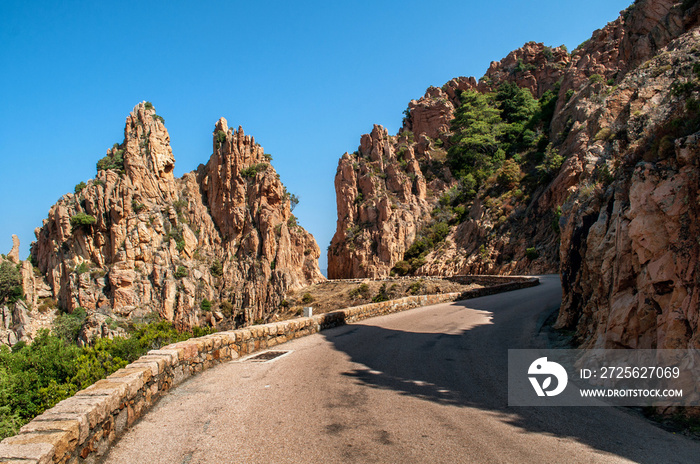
[0,310,211,440]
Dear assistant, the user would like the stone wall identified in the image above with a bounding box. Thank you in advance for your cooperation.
[0,276,537,464]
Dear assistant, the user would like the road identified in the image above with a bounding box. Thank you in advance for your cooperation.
[102,275,700,463]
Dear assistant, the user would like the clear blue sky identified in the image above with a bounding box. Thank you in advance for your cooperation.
[1,0,632,271]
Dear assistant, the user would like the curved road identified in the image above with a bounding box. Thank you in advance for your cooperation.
[103,275,700,463]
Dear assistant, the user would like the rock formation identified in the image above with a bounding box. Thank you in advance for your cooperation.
[0,238,54,345]
[27,102,323,340]
[329,0,700,350]
[329,41,570,279]
[556,20,700,349]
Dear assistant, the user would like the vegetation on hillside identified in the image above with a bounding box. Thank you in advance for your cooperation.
[0,313,211,440]
[0,261,23,306]
[96,144,125,173]
[393,81,562,275]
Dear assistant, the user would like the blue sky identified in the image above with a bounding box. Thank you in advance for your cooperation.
[0,0,632,271]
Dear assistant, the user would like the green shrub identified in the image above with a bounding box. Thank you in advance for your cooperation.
[496,82,538,126]
[372,284,389,303]
[70,213,96,229]
[552,207,562,234]
[172,199,187,214]
[542,46,554,62]
[479,244,490,261]
[594,127,613,141]
[408,280,423,295]
[404,221,450,263]
[301,293,314,304]
[514,60,536,73]
[391,260,412,276]
[289,193,299,212]
[96,148,125,173]
[167,228,186,252]
[358,283,370,298]
[497,159,521,189]
[210,259,223,277]
[174,266,188,279]
[74,182,87,194]
[132,201,146,213]
[349,283,371,300]
[670,80,697,96]
[589,74,604,84]
[152,114,165,124]
[144,101,154,110]
[75,262,90,275]
[37,298,57,313]
[240,163,268,178]
[90,269,106,279]
[200,299,212,312]
[215,130,227,146]
[402,107,411,125]
[536,145,564,183]
[0,262,23,305]
[525,247,539,260]
[53,308,87,343]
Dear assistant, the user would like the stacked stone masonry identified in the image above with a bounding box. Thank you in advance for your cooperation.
[0,276,537,464]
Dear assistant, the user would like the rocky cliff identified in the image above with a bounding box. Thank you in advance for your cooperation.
[555,2,700,349]
[329,0,700,349]
[23,103,323,342]
[328,43,570,279]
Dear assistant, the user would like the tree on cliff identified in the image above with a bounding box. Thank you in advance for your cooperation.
[0,261,22,305]
[447,90,504,185]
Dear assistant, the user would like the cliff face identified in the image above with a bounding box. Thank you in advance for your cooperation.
[328,43,570,279]
[556,25,700,349]
[329,0,700,349]
[31,103,323,335]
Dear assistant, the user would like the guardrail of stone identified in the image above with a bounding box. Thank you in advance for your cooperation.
[318,274,535,285]
[0,276,538,464]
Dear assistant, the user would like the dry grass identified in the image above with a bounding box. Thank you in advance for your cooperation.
[279,277,482,319]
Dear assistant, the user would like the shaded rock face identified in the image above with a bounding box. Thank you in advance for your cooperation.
[556,26,700,349]
[32,103,323,332]
[329,0,700,349]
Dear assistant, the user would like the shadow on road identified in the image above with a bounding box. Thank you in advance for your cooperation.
[321,281,699,464]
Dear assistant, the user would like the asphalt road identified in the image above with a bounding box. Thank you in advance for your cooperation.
[102,275,700,463]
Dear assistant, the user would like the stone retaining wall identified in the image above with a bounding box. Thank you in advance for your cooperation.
[319,274,535,285]
[0,276,538,464]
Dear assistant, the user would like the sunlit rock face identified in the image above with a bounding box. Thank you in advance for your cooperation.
[32,103,324,334]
